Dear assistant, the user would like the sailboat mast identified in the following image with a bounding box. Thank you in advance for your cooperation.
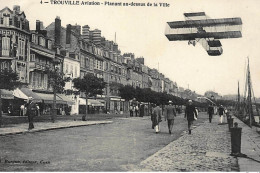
[237,81,240,112]
[247,58,253,127]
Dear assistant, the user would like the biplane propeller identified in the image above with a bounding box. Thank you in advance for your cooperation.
[165,12,242,56]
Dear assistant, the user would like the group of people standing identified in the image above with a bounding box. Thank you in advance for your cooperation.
[129,105,139,117]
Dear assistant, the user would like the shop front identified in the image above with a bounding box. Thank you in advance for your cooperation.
[0,89,14,115]
[78,98,105,114]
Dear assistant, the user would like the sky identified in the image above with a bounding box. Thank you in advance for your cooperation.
[1,0,260,97]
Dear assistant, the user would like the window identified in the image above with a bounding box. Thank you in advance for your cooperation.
[32,34,36,43]
[95,59,98,69]
[48,40,52,49]
[89,58,93,70]
[39,37,45,47]
[99,61,102,70]
[3,17,9,26]
[30,54,35,62]
[9,18,12,26]
[65,64,68,73]
[70,65,73,77]
[43,74,48,89]
[2,37,10,56]
[18,39,25,59]
[80,55,84,68]
[0,61,8,70]
[75,66,77,78]
[85,58,89,68]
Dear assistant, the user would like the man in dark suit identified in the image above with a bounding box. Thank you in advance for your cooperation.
[26,97,37,130]
[185,100,198,134]
[165,100,177,134]
[208,104,214,123]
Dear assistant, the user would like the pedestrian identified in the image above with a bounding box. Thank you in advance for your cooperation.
[152,104,162,133]
[26,97,37,130]
[129,105,133,117]
[7,104,13,116]
[140,104,144,117]
[208,103,214,123]
[36,104,40,116]
[20,104,25,116]
[184,100,198,134]
[135,105,139,117]
[165,100,177,134]
[218,105,225,124]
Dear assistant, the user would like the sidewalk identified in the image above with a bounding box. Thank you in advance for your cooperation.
[232,116,260,171]
[1,113,128,125]
[137,115,238,171]
[0,120,113,136]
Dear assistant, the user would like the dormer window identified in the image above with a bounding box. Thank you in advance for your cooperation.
[48,40,52,49]
[32,34,36,43]
[39,37,45,47]
[9,18,12,26]
[3,16,9,26]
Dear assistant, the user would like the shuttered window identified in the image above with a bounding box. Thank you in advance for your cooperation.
[2,37,10,56]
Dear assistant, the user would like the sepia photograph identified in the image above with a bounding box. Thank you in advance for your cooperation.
[0,0,260,172]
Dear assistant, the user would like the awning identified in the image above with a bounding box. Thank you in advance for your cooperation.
[58,94,75,105]
[0,89,14,99]
[110,97,125,101]
[36,92,66,104]
[31,48,55,59]
[78,98,104,106]
[13,88,42,101]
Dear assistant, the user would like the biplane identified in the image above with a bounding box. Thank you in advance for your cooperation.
[165,12,242,56]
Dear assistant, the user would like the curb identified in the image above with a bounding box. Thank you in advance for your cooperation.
[0,121,113,136]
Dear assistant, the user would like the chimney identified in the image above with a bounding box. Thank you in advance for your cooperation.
[55,16,61,46]
[13,5,20,14]
[82,25,90,42]
[36,20,41,31]
[92,29,101,46]
[66,24,71,44]
[71,25,81,37]
[109,41,113,50]
[101,37,106,46]
[136,57,144,65]
[113,43,118,52]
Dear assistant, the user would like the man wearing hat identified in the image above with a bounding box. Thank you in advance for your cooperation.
[218,105,225,124]
[185,100,198,134]
[165,100,177,134]
[26,97,37,130]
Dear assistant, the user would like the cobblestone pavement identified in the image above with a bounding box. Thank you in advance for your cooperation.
[137,115,239,172]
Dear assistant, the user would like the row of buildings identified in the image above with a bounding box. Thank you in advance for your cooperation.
[0,5,178,115]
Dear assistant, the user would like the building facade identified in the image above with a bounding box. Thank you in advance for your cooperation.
[1,5,184,116]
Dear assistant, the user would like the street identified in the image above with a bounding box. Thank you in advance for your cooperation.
[0,113,206,171]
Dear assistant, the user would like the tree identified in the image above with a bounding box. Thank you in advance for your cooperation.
[0,68,22,127]
[73,73,106,121]
[118,85,136,101]
[47,67,69,122]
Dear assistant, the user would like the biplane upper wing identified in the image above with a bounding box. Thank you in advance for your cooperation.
[165,12,242,55]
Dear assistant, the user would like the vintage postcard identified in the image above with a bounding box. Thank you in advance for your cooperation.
[0,0,260,172]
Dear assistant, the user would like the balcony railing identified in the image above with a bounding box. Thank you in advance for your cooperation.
[29,62,53,71]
